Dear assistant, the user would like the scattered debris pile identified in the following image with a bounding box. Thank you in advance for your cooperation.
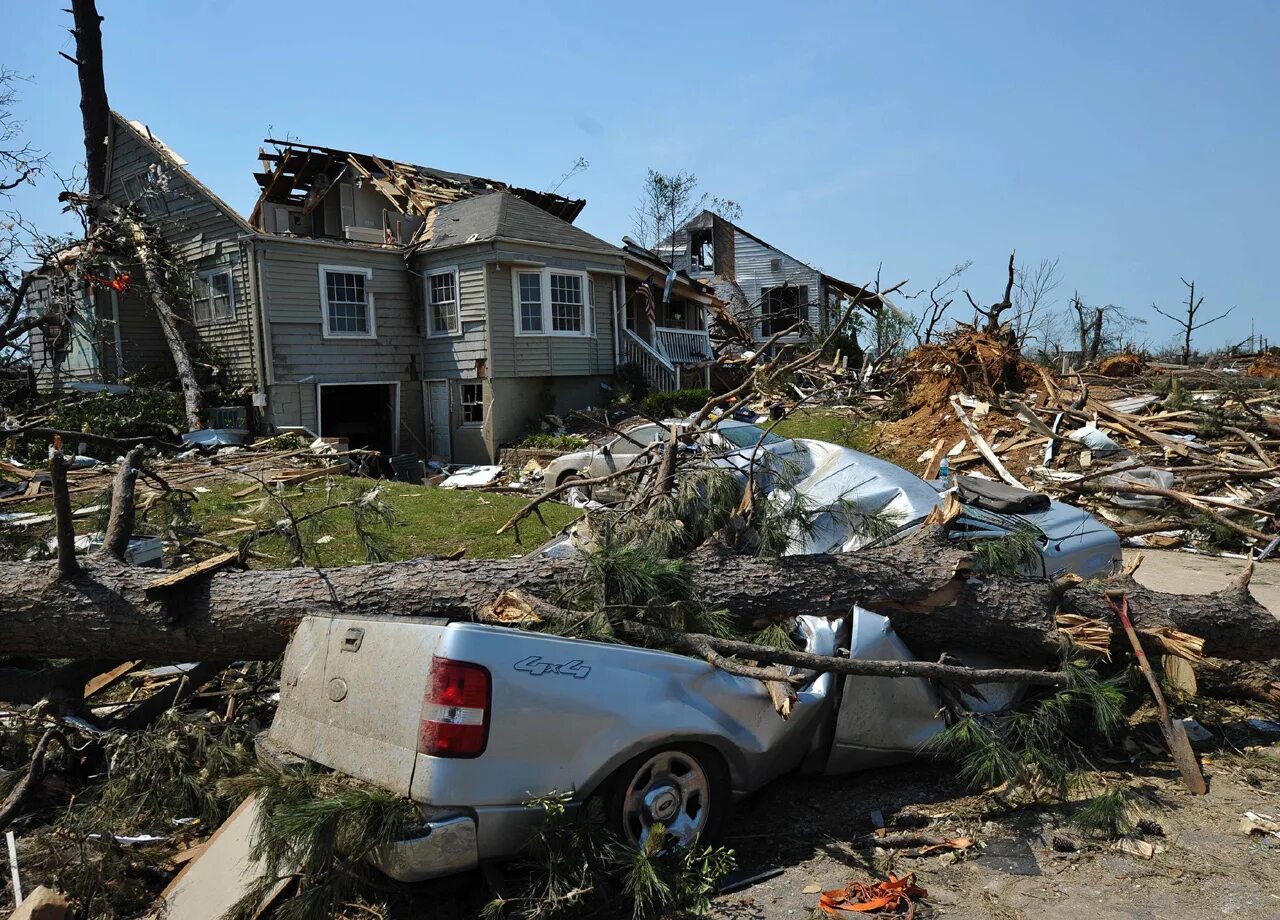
[902,325,1039,410]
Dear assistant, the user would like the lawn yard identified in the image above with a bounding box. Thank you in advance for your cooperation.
[767,408,876,451]
[1,475,580,568]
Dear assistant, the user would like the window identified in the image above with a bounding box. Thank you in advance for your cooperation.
[122,171,167,218]
[512,268,594,337]
[716,424,787,450]
[194,268,235,324]
[760,285,807,338]
[427,269,459,336]
[550,273,583,333]
[460,382,484,426]
[319,265,375,338]
[517,272,543,333]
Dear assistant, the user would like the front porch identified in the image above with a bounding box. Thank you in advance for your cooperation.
[619,248,716,392]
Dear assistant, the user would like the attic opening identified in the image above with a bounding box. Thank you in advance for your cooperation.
[760,284,807,338]
[318,383,398,461]
[690,229,714,272]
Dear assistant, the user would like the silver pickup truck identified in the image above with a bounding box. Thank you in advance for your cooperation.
[262,438,1123,883]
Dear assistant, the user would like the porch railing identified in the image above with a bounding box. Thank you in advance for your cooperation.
[654,327,713,365]
[622,329,678,393]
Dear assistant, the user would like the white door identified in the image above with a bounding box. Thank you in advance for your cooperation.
[425,380,451,461]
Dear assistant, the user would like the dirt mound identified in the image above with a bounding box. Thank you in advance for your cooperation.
[903,327,1037,410]
[1246,355,1280,378]
[1099,352,1144,378]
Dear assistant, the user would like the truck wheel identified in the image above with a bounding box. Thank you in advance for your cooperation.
[603,744,728,849]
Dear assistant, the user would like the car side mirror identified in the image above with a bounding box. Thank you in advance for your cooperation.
[600,444,611,457]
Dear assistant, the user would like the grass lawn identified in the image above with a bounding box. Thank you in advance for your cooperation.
[2,476,580,567]
[767,409,878,452]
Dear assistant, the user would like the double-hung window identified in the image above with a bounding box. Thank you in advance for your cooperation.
[512,268,595,337]
[194,268,235,324]
[517,272,543,333]
[460,381,484,426]
[319,265,375,338]
[427,268,460,336]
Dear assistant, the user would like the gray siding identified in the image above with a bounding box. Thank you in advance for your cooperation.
[105,118,259,386]
[486,247,618,379]
[257,239,425,451]
[417,250,489,378]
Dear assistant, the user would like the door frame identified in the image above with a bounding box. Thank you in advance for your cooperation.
[315,380,401,454]
[422,378,451,461]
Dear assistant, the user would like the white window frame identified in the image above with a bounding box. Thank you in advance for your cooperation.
[194,267,236,325]
[318,264,376,340]
[458,380,485,428]
[515,269,544,334]
[121,170,168,218]
[510,267,596,338]
[425,266,461,337]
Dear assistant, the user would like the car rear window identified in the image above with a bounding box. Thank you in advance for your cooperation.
[718,425,785,449]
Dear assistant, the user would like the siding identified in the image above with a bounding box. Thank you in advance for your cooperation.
[730,229,821,338]
[257,238,426,450]
[417,251,489,378]
[486,246,618,379]
[104,118,259,387]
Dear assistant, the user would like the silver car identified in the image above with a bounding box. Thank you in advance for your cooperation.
[541,419,796,501]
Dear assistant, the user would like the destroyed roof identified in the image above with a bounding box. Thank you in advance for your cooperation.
[620,236,716,301]
[251,138,585,227]
[414,190,621,256]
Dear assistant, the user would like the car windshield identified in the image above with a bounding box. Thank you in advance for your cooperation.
[716,424,786,449]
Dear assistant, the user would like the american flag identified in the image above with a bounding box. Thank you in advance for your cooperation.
[638,277,656,325]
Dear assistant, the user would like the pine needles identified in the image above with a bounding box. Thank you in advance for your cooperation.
[970,525,1043,576]
[222,763,418,920]
[932,660,1129,800]
[483,793,735,920]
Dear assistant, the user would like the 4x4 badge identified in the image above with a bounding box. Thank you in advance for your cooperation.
[514,656,591,679]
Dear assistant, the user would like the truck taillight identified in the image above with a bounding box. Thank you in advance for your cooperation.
[419,657,491,758]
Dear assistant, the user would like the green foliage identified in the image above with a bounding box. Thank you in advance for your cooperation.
[932,660,1130,800]
[1069,785,1140,839]
[623,467,744,558]
[222,764,419,920]
[971,526,1043,576]
[516,433,590,451]
[484,792,735,920]
[7,388,186,463]
[637,388,712,420]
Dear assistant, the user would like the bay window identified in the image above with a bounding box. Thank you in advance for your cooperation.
[511,268,595,337]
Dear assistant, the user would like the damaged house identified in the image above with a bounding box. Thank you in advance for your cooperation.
[28,114,658,464]
[660,209,895,352]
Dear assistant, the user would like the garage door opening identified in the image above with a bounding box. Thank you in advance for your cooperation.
[318,383,397,460]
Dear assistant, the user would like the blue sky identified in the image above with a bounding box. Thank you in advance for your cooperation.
[4,0,1277,348]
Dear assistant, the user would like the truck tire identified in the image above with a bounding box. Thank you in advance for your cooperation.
[602,743,728,849]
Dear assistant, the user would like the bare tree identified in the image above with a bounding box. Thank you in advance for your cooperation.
[963,251,1017,333]
[1152,278,1233,365]
[630,169,741,250]
[1011,256,1061,349]
[910,260,972,344]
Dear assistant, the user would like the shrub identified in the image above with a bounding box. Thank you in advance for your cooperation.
[637,388,711,420]
[516,433,589,451]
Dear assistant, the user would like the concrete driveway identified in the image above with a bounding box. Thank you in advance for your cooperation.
[1125,547,1280,613]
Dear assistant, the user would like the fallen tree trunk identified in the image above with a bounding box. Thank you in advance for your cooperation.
[0,532,1275,665]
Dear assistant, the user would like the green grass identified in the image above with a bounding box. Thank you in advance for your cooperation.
[3,476,580,567]
[766,409,877,452]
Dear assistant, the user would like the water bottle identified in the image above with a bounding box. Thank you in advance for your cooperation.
[938,456,949,489]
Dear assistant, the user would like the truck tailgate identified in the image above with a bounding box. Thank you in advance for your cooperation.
[269,616,448,795]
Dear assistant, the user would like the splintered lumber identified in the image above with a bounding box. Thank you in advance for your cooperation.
[265,464,346,487]
[83,660,142,698]
[144,550,240,594]
[949,395,1025,488]
[0,531,1276,667]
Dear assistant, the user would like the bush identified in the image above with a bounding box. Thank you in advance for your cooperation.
[637,388,711,420]
[515,433,589,451]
